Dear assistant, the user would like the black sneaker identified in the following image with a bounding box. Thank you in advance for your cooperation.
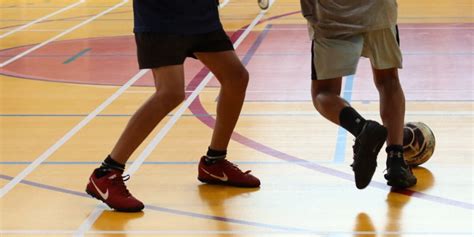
[351,120,388,189]
[384,156,417,188]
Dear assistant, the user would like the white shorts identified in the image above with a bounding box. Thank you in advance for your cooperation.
[311,26,402,80]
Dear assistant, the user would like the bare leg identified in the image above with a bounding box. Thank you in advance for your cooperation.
[194,51,249,151]
[372,68,405,145]
[110,66,186,164]
[311,78,347,125]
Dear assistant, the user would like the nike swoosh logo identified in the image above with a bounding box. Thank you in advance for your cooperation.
[201,167,228,182]
[90,178,109,200]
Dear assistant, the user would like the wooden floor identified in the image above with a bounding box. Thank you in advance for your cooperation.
[0,0,473,236]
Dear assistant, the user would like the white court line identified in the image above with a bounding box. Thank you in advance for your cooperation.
[74,1,276,236]
[0,0,129,68]
[0,69,148,199]
[218,0,231,9]
[0,0,85,39]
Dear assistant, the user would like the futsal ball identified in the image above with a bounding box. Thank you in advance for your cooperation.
[403,122,436,166]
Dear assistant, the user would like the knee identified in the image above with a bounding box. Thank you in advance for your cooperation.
[373,69,400,90]
[219,67,249,92]
[232,67,249,92]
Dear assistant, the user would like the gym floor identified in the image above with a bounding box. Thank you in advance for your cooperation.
[0,0,473,236]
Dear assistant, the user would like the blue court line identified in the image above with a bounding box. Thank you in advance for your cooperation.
[63,48,91,64]
[333,75,355,163]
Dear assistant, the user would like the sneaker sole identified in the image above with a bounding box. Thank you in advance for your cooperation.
[353,124,388,189]
[198,177,260,188]
[85,189,144,212]
[385,174,417,188]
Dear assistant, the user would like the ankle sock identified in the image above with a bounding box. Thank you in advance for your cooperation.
[386,145,406,167]
[205,147,227,164]
[339,107,367,137]
[100,155,125,171]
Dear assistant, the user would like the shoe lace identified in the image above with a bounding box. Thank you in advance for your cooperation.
[109,174,132,196]
[223,159,252,174]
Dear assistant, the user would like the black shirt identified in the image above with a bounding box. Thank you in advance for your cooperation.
[133,0,222,35]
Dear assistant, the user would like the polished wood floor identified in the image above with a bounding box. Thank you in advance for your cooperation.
[0,0,473,236]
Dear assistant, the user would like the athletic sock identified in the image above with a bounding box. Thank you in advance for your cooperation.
[99,155,124,170]
[386,145,406,167]
[204,147,227,164]
[339,106,367,137]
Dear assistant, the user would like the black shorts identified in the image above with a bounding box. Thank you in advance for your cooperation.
[135,28,234,69]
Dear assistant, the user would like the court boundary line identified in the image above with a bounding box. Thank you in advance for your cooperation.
[74,1,276,236]
[0,0,129,67]
[0,69,148,198]
[0,0,85,39]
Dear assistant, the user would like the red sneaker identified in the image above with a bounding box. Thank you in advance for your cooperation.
[86,168,144,212]
[198,156,260,188]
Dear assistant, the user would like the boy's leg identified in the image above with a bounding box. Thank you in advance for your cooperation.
[86,65,186,212]
[372,68,404,146]
[193,50,260,188]
[110,66,186,163]
[311,36,387,190]
[365,27,417,188]
[195,51,248,151]
[373,68,416,188]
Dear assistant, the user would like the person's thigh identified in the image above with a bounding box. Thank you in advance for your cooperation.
[151,65,185,92]
[312,34,364,80]
[362,26,402,70]
[194,50,247,84]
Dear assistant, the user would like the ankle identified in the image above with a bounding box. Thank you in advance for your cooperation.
[205,147,227,164]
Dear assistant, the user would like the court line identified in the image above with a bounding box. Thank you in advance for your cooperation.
[74,1,276,236]
[0,0,129,67]
[63,48,91,64]
[218,0,231,9]
[0,0,85,39]
[0,69,148,199]
[241,24,272,64]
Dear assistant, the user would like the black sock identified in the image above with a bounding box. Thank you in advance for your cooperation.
[386,145,406,166]
[339,107,366,137]
[100,155,125,171]
[205,147,227,164]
